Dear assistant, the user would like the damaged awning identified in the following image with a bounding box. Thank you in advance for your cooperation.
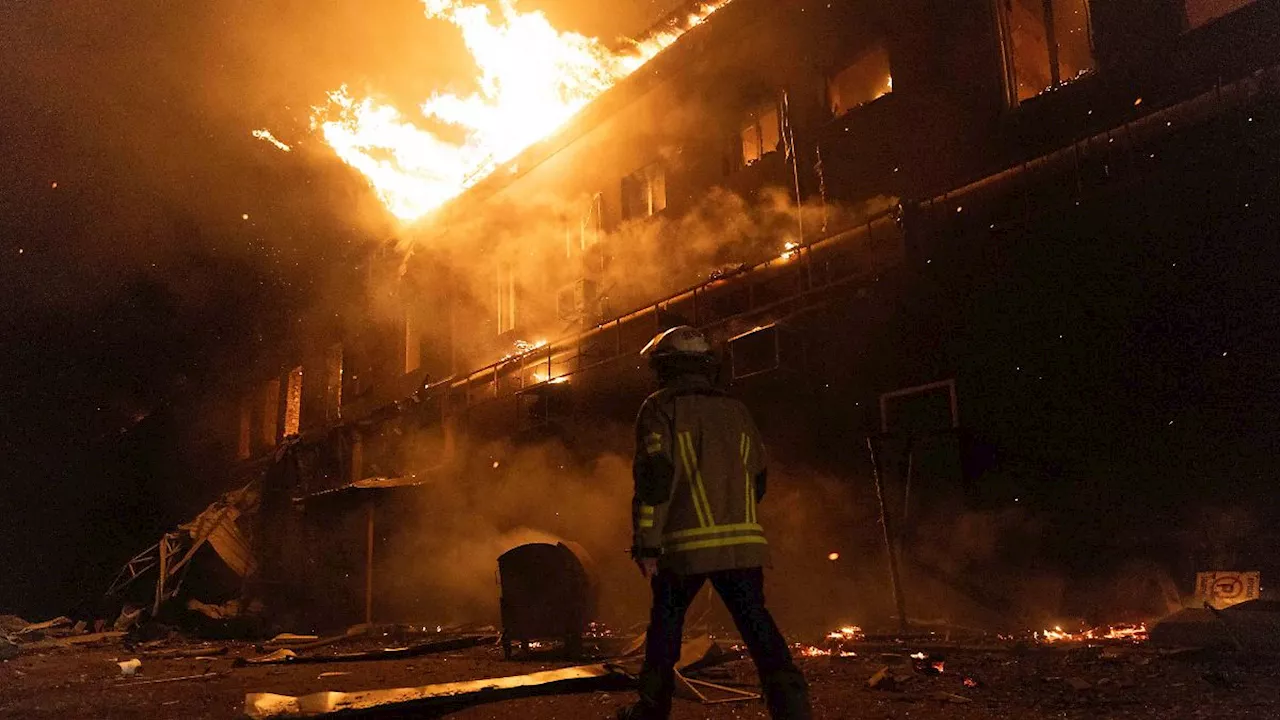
[107,481,259,609]
[176,483,257,578]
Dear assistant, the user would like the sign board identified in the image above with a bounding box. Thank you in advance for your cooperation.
[1195,571,1261,609]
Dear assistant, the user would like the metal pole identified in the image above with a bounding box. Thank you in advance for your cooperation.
[896,438,915,563]
[153,534,169,616]
[868,436,908,633]
[365,503,375,626]
[783,91,804,244]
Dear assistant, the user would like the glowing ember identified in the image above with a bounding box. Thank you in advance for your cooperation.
[827,552,840,561]
[252,129,292,153]
[315,0,734,223]
[1038,623,1149,644]
[780,241,800,261]
[1102,623,1149,641]
[827,626,865,642]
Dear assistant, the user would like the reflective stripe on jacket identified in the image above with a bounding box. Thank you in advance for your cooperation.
[632,377,769,575]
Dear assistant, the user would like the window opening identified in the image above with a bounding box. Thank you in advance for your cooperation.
[740,102,781,167]
[1000,0,1095,103]
[621,163,667,220]
[828,43,893,117]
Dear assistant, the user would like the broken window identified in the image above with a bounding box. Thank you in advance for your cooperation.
[1000,0,1095,103]
[283,366,303,437]
[1185,0,1257,29]
[260,378,281,448]
[740,102,781,167]
[621,163,667,220]
[828,43,893,117]
[497,262,518,334]
[237,395,252,460]
[325,343,343,424]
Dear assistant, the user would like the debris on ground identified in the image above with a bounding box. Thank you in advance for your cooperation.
[16,616,73,638]
[114,605,145,632]
[114,670,227,688]
[0,625,1277,719]
[244,663,631,718]
[0,615,30,634]
[266,633,319,645]
[118,658,142,676]
[0,637,19,660]
[141,644,228,660]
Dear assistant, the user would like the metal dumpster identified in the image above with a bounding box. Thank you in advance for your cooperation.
[497,541,598,659]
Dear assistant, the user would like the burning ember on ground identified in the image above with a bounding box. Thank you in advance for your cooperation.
[827,626,865,642]
[796,643,857,658]
[312,0,734,223]
[795,625,864,658]
[780,241,800,262]
[1038,622,1149,644]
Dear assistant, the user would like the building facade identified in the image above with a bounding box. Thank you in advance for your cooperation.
[218,0,1280,630]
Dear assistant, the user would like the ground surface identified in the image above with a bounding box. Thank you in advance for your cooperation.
[2,633,1279,719]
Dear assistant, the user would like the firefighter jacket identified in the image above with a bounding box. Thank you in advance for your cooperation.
[631,375,769,575]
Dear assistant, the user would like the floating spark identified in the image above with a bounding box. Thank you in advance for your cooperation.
[252,129,293,153]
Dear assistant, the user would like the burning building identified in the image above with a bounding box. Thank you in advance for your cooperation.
[175,0,1280,633]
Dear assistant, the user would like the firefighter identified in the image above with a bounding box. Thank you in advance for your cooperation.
[617,325,811,720]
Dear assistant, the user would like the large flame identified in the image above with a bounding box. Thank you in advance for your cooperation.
[315,0,732,223]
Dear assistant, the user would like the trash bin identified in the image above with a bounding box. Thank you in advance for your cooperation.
[497,541,598,659]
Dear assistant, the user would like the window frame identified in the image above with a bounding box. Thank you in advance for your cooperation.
[621,162,667,221]
[996,0,1097,106]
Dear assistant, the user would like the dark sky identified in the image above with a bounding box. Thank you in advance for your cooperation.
[0,0,684,615]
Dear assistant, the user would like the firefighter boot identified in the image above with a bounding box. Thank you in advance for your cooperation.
[763,672,813,720]
[614,667,673,720]
[614,700,668,720]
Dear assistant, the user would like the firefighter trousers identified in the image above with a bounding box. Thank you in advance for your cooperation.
[634,567,811,720]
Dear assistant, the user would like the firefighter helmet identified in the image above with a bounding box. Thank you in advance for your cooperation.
[640,325,714,363]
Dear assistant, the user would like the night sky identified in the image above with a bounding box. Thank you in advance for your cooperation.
[0,0,686,617]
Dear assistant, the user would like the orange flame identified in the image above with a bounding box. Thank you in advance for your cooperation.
[1038,623,1149,644]
[315,0,734,223]
[827,625,865,641]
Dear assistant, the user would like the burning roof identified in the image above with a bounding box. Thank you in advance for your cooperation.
[310,0,737,225]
